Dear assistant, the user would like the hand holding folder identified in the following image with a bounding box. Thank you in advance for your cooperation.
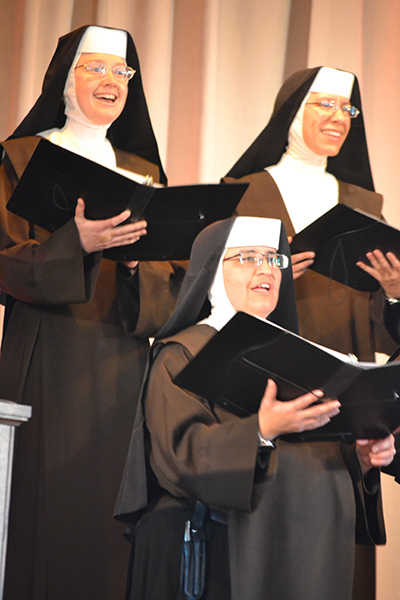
[6,139,248,261]
[289,204,400,292]
[174,312,400,441]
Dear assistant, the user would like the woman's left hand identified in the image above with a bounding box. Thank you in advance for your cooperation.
[288,237,315,280]
[356,250,400,298]
[74,198,147,254]
[356,434,396,475]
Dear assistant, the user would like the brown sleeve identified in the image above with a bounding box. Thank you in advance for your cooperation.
[145,340,262,512]
[132,260,187,337]
[341,442,386,545]
[0,140,101,304]
[114,148,187,336]
[339,183,400,355]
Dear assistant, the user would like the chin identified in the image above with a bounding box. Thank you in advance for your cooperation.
[253,307,275,319]
[325,145,344,157]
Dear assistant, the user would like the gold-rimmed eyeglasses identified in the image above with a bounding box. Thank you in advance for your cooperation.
[305,99,360,119]
[75,61,136,82]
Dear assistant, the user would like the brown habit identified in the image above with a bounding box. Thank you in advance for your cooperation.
[0,136,185,600]
[224,170,391,361]
[139,324,385,600]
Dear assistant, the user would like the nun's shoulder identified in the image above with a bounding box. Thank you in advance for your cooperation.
[0,136,40,176]
[1,136,40,161]
[338,180,383,218]
[222,171,273,186]
[155,324,216,361]
[222,171,284,218]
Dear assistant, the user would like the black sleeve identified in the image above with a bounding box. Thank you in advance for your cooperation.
[384,301,400,346]
[116,263,140,333]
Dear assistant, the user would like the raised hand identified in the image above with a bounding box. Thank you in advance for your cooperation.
[258,379,340,440]
[356,250,400,299]
[74,198,147,254]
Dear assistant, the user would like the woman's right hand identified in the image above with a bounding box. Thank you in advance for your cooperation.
[258,379,340,440]
[74,198,147,253]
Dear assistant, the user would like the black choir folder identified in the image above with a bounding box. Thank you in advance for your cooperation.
[289,204,400,292]
[6,139,248,261]
[174,312,400,441]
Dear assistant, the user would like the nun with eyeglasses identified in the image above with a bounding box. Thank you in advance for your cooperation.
[223,65,399,600]
[224,66,396,363]
[0,25,184,600]
[115,216,394,600]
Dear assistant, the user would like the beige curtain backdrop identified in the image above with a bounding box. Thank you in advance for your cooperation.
[0,0,399,597]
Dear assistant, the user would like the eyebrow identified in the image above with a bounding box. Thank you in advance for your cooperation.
[312,95,350,102]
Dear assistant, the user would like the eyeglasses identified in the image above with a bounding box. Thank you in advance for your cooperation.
[223,251,289,269]
[305,100,360,119]
[75,61,136,82]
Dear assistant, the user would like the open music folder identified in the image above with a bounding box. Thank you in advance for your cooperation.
[174,312,400,441]
[289,204,400,292]
[6,139,248,261]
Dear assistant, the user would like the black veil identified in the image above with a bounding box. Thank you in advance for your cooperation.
[9,25,167,184]
[115,216,298,524]
[226,66,374,192]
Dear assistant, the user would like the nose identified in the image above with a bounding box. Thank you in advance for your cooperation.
[102,67,117,84]
[256,257,275,274]
[331,105,347,122]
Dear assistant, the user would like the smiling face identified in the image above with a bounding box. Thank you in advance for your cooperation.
[74,52,129,125]
[302,92,351,156]
[222,246,282,319]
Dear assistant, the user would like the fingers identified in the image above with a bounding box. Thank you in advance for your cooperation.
[75,197,86,217]
[291,251,315,264]
[74,197,147,253]
[292,259,315,280]
[294,398,341,431]
[259,379,278,405]
[365,250,400,271]
[357,250,400,278]
[357,250,400,298]
[107,220,147,248]
[74,198,145,232]
[386,251,400,269]
[356,434,396,471]
[105,208,134,228]
[290,251,315,280]
[288,389,324,410]
[258,382,340,439]
[355,260,375,276]
[356,250,388,279]
[369,435,396,467]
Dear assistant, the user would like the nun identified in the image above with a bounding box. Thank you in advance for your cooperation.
[115,216,393,600]
[224,66,395,362]
[0,25,184,599]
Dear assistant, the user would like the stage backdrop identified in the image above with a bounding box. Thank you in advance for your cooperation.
[0,1,399,597]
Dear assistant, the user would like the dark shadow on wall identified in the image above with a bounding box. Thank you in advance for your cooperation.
[283,0,312,79]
